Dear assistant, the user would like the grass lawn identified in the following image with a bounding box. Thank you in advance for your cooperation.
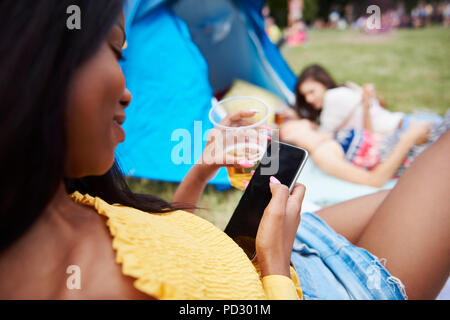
[127,26,449,228]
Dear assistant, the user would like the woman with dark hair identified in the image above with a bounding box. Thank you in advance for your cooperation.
[0,1,448,300]
[294,64,410,135]
[294,64,339,122]
[0,1,185,251]
[288,64,448,185]
[0,0,304,300]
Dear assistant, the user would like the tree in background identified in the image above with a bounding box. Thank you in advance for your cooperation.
[402,0,419,14]
[303,0,319,24]
[267,0,288,28]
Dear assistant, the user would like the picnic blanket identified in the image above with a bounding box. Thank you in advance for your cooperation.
[297,159,397,207]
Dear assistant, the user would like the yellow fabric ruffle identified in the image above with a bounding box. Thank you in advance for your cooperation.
[70,192,302,300]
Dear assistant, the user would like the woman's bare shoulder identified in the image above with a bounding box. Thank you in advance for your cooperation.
[56,205,154,299]
[0,203,152,299]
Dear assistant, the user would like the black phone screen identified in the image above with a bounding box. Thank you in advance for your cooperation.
[224,140,308,259]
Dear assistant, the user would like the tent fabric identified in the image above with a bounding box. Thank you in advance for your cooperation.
[236,0,298,101]
[117,3,230,186]
[172,0,296,104]
[118,0,297,188]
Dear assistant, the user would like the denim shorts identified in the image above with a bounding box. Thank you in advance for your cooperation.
[291,211,408,300]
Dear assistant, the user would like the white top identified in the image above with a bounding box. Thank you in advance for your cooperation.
[319,86,404,135]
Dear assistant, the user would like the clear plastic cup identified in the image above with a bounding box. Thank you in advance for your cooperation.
[209,96,270,190]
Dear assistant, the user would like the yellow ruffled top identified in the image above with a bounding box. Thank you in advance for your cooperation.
[71,192,302,300]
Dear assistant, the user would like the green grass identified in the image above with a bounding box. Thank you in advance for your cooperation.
[127,27,450,226]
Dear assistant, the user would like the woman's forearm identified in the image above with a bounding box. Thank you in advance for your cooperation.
[310,137,414,188]
[361,84,375,132]
[362,100,373,132]
[370,135,416,187]
[172,163,219,213]
[363,107,373,132]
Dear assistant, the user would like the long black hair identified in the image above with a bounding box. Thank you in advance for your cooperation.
[294,64,339,123]
[0,0,186,253]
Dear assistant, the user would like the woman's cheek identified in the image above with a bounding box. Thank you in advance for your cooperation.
[65,88,115,178]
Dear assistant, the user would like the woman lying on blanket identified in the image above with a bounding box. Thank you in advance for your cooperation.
[1,0,449,300]
[294,64,443,135]
[280,114,449,187]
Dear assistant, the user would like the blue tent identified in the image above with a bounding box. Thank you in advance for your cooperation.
[117,0,297,188]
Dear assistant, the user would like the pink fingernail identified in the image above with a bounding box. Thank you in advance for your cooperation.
[270,176,281,184]
[267,135,272,141]
[251,170,255,175]
[243,180,249,188]
[238,160,255,168]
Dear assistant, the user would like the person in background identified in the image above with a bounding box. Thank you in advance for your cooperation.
[280,113,449,186]
[265,16,284,47]
[285,20,308,47]
[288,0,303,27]
[443,2,450,27]
[294,64,442,136]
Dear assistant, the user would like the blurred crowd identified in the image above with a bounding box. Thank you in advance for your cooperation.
[264,1,450,46]
[351,1,450,33]
[263,1,307,47]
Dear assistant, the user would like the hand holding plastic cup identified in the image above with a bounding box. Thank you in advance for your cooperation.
[209,96,271,190]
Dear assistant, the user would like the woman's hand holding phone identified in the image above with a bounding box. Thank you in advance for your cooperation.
[255,178,306,278]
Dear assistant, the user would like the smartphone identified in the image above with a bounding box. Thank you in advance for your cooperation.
[224,140,309,260]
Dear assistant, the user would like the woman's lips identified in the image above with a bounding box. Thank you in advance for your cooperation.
[113,114,126,126]
[113,116,126,142]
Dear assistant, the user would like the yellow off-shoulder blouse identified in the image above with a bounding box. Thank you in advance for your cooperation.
[71,192,302,300]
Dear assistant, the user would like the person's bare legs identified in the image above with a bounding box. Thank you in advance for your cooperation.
[354,131,450,299]
[315,190,389,244]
